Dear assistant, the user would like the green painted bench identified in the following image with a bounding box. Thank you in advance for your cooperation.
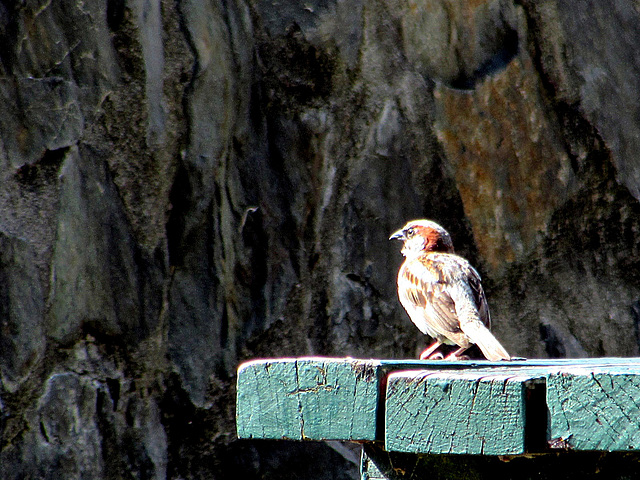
[236,357,640,479]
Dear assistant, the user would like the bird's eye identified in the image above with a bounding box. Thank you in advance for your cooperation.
[405,227,415,237]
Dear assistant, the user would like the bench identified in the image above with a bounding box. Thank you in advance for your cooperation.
[236,357,640,479]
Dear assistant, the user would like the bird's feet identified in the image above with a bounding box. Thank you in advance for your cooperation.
[420,349,444,360]
[418,349,445,360]
[444,353,470,361]
[419,341,443,360]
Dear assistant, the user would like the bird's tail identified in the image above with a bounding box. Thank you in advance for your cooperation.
[467,324,511,361]
[453,284,511,361]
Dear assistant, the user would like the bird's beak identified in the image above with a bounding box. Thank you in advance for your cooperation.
[389,229,405,241]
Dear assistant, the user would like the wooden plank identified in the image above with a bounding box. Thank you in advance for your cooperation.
[547,366,640,451]
[237,356,640,452]
[236,357,383,441]
[236,356,528,442]
[385,369,543,455]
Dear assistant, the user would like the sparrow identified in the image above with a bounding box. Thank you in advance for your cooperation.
[389,219,511,361]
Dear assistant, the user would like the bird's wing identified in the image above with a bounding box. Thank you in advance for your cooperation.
[398,258,463,340]
[465,264,491,328]
[444,262,510,361]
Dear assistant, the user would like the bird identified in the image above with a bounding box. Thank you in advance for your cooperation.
[389,219,511,361]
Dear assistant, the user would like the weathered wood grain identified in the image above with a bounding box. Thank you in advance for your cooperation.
[236,356,520,441]
[385,370,542,455]
[237,356,640,455]
[236,357,383,440]
[547,366,640,451]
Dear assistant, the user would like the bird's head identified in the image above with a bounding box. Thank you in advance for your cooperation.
[389,220,454,258]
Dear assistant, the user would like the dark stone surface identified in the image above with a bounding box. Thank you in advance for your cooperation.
[1,0,640,478]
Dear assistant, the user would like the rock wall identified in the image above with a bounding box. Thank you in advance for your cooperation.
[1,0,640,478]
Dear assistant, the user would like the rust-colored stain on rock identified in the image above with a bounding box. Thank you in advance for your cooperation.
[433,56,576,271]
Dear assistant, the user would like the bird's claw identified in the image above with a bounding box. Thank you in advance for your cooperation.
[444,353,470,361]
